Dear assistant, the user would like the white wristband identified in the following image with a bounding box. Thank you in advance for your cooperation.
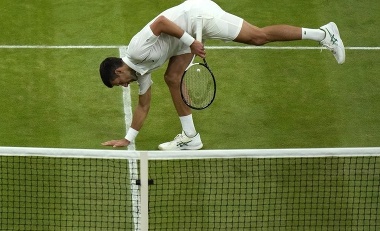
[179,32,195,47]
[125,128,139,142]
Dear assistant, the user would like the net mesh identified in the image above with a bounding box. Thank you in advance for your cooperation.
[148,157,380,231]
[1,148,379,230]
[0,156,136,231]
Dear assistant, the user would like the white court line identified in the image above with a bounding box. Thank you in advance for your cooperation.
[207,46,380,50]
[0,45,379,50]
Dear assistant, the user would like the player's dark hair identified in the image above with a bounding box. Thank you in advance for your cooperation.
[99,57,123,88]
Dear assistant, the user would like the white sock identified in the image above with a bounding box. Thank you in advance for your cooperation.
[180,114,197,137]
[301,28,325,41]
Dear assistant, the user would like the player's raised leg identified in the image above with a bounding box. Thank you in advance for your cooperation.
[233,21,303,45]
[234,20,345,64]
[159,53,203,150]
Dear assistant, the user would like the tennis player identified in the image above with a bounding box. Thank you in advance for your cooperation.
[99,0,345,150]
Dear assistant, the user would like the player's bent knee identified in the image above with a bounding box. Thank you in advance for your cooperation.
[235,32,269,46]
[250,38,267,46]
[164,73,181,86]
[235,22,269,46]
[235,36,268,46]
[248,32,269,46]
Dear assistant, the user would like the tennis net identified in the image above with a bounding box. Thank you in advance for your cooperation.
[1,147,379,230]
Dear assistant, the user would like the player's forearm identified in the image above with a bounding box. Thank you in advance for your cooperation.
[124,105,149,143]
[130,104,150,132]
[125,90,151,142]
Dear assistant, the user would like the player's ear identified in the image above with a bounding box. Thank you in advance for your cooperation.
[114,67,123,76]
[115,63,128,76]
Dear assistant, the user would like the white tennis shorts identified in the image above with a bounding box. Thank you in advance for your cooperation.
[164,0,244,41]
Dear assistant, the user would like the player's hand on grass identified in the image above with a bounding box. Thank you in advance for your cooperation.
[190,40,206,58]
[102,139,130,148]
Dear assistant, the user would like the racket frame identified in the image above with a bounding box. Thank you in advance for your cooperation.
[180,60,216,110]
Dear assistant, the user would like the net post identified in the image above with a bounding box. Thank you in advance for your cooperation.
[139,151,149,231]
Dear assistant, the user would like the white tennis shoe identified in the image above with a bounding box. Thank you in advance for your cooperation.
[319,22,345,64]
[158,131,203,150]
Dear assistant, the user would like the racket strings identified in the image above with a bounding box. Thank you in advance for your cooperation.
[182,64,215,108]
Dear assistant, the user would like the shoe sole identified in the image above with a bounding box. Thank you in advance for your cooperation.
[181,143,203,150]
[158,143,203,151]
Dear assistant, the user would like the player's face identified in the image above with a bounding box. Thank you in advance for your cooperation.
[111,75,136,87]
[111,66,137,87]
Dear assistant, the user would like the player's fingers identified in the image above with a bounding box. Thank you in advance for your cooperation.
[113,140,128,148]
[198,52,206,59]
[112,144,125,148]
[102,140,116,146]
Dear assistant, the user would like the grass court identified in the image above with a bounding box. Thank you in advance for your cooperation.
[0,0,379,150]
[0,0,379,230]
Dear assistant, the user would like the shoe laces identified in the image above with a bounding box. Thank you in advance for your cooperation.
[174,133,184,140]
[172,132,188,142]
[320,28,338,53]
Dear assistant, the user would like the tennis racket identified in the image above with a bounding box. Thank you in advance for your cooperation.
[180,16,216,110]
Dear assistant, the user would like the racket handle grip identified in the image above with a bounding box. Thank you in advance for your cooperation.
[196,16,203,42]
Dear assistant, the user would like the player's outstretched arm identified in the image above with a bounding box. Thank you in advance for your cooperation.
[101,87,152,148]
[150,15,205,58]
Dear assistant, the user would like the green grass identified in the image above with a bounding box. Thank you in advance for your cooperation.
[137,48,380,149]
[0,0,379,230]
[0,0,379,149]
[0,49,125,148]
[0,1,380,150]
